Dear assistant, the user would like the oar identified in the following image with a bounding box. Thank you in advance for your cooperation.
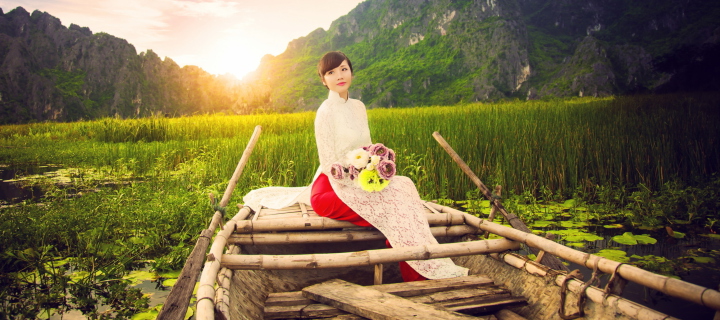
[158,125,262,320]
[432,131,569,271]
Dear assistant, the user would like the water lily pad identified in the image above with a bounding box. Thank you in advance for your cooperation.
[567,242,585,248]
[162,278,178,287]
[603,224,624,229]
[689,256,716,264]
[531,220,555,228]
[559,221,589,228]
[562,199,577,208]
[132,309,158,320]
[670,231,686,239]
[596,249,630,263]
[612,232,657,245]
[701,234,720,239]
[158,270,181,278]
[548,229,603,242]
[124,270,156,286]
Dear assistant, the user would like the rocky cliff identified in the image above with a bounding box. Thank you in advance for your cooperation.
[248,0,720,110]
[0,7,243,124]
[2,0,719,122]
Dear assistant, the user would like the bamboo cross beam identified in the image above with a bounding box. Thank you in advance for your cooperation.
[228,225,481,245]
[221,238,520,270]
[158,126,262,320]
[432,131,569,272]
[234,212,467,233]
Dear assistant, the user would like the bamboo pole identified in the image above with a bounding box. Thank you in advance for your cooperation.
[432,131,568,272]
[484,185,501,239]
[214,245,240,320]
[228,225,480,245]
[221,238,520,270]
[424,202,720,312]
[495,252,677,320]
[374,264,383,285]
[158,126,261,320]
[234,211,467,233]
[196,207,254,320]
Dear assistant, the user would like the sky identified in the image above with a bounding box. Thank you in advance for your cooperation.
[0,0,366,79]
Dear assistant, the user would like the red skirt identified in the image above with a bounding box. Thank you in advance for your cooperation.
[311,173,426,282]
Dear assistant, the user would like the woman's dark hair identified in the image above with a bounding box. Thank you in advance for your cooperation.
[318,51,353,86]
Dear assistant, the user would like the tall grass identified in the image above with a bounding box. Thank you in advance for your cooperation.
[1,93,718,200]
[1,93,718,317]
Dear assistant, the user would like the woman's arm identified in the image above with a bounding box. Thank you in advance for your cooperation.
[315,104,355,186]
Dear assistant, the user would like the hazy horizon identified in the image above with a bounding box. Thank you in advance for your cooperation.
[0,0,366,79]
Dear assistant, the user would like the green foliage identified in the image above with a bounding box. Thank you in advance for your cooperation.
[612,232,658,245]
[40,68,86,99]
[596,249,630,263]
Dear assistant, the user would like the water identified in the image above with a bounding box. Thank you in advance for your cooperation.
[0,165,61,204]
[549,224,720,319]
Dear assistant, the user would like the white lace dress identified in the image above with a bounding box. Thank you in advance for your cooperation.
[243,90,468,279]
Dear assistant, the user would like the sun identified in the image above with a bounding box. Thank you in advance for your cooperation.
[206,37,265,80]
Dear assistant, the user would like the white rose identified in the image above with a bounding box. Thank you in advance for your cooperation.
[347,148,370,169]
[370,155,381,166]
[365,163,375,171]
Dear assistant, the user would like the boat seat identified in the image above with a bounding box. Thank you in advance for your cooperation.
[263,274,527,319]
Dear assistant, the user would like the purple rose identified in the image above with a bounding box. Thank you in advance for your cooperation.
[348,166,360,180]
[368,143,388,157]
[330,163,344,180]
[386,148,396,162]
[376,160,396,180]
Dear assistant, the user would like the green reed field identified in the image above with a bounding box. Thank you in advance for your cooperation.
[1,93,719,318]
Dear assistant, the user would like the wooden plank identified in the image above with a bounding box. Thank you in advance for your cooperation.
[156,228,213,319]
[494,309,527,320]
[372,274,496,298]
[265,276,525,319]
[266,274,496,307]
[406,287,510,305]
[440,296,527,314]
[264,303,346,319]
[302,279,479,320]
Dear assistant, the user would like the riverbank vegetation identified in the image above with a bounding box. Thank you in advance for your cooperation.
[1,93,719,318]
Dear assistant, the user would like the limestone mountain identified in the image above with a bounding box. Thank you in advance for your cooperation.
[2,0,719,123]
[0,7,244,124]
[246,0,720,111]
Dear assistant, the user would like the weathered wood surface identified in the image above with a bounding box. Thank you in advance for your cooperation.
[432,131,569,272]
[264,275,526,319]
[302,279,480,320]
[155,228,213,319]
[494,309,527,320]
[222,238,520,270]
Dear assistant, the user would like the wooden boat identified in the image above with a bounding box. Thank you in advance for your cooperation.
[157,127,720,320]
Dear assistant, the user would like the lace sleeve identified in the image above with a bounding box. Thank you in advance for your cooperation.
[315,103,354,186]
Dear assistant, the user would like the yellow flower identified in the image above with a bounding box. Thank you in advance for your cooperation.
[358,169,390,192]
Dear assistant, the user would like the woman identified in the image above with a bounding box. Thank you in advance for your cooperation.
[244,51,467,282]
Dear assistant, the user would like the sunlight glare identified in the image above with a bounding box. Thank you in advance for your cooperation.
[207,36,265,80]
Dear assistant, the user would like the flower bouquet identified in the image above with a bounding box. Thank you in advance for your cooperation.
[330,143,397,192]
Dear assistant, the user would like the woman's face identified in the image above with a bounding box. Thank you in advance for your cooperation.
[322,60,352,99]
